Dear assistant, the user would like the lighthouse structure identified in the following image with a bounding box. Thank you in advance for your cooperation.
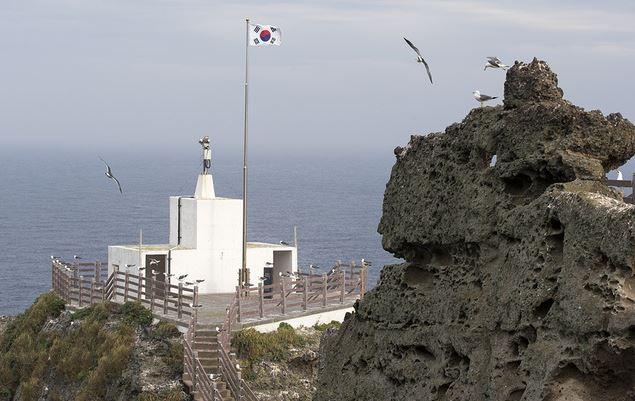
[107,137,298,294]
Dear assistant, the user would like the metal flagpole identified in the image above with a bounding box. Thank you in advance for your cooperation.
[241,18,250,288]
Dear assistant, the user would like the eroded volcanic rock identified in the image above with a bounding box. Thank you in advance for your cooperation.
[315,59,635,401]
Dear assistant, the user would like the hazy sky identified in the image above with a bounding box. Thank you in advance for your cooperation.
[1,0,634,154]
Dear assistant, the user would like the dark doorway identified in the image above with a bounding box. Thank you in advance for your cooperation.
[146,254,166,299]
[264,266,273,299]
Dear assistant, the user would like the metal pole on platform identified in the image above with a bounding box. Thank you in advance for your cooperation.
[139,228,143,269]
[241,18,250,289]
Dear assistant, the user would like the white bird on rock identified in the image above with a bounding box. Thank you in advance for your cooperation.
[473,90,497,107]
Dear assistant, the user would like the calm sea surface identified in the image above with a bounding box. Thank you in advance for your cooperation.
[0,147,401,315]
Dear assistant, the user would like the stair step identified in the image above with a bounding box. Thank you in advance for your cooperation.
[195,330,219,337]
[197,350,218,359]
[193,342,217,350]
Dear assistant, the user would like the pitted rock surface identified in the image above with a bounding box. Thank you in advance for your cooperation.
[315,59,635,401]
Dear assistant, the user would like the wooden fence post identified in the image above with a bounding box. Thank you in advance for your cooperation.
[281,279,287,315]
[322,273,327,307]
[177,282,183,319]
[149,275,155,311]
[95,261,101,284]
[236,286,242,323]
[192,351,198,392]
[361,266,367,298]
[258,282,264,318]
[78,277,83,308]
[192,285,199,326]
[303,276,308,310]
[136,273,141,301]
[162,280,168,315]
[339,271,345,303]
[124,271,130,302]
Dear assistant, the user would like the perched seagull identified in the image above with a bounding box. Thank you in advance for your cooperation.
[484,57,509,71]
[403,37,433,84]
[265,262,274,266]
[73,255,82,260]
[149,258,160,267]
[361,258,372,267]
[617,170,624,180]
[99,156,123,194]
[50,255,60,260]
[189,303,203,308]
[125,263,136,268]
[177,274,188,281]
[473,90,497,107]
[258,276,266,282]
[184,281,194,286]
[196,279,205,284]
[138,267,146,271]
[279,241,290,246]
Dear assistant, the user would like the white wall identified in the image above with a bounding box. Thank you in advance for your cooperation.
[248,307,354,333]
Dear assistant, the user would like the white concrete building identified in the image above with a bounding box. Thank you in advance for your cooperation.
[108,142,297,295]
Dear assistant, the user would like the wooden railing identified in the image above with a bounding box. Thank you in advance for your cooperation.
[183,320,224,401]
[607,174,635,204]
[235,263,367,322]
[51,260,196,320]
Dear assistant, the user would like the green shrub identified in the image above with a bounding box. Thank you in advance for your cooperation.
[0,292,67,401]
[139,389,185,401]
[313,320,342,331]
[0,295,136,401]
[231,323,306,378]
[150,322,181,340]
[120,301,153,327]
[163,341,184,377]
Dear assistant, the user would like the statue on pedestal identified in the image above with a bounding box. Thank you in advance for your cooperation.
[198,136,212,174]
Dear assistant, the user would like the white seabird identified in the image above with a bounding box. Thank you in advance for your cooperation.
[484,57,509,70]
[473,90,497,107]
[617,170,624,180]
[403,37,433,84]
[99,157,123,194]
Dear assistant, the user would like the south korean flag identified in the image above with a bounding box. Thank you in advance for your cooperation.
[249,24,282,46]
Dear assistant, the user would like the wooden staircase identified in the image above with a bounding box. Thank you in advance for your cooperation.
[183,326,235,401]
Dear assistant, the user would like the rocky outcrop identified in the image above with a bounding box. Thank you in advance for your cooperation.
[316,59,635,401]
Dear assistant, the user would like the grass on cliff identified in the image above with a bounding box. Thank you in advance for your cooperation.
[231,323,307,378]
[0,295,159,401]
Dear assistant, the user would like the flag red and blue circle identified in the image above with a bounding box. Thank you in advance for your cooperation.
[259,29,271,42]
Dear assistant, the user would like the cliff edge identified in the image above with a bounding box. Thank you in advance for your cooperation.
[315,59,635,401]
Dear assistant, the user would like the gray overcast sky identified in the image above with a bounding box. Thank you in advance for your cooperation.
[1,0,634,154]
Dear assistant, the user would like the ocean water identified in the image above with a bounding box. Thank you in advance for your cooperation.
[0,146,401,315]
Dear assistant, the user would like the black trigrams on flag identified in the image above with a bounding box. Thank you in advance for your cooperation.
[253,25,261,33]
[253,38,260,45]
[271,27,277,32]
[270,37,276,44]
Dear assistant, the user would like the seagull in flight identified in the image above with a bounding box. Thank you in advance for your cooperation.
[403,37,433,84]
[473,90,497,107]
[99,157,123,194]
[484,57,509,71]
